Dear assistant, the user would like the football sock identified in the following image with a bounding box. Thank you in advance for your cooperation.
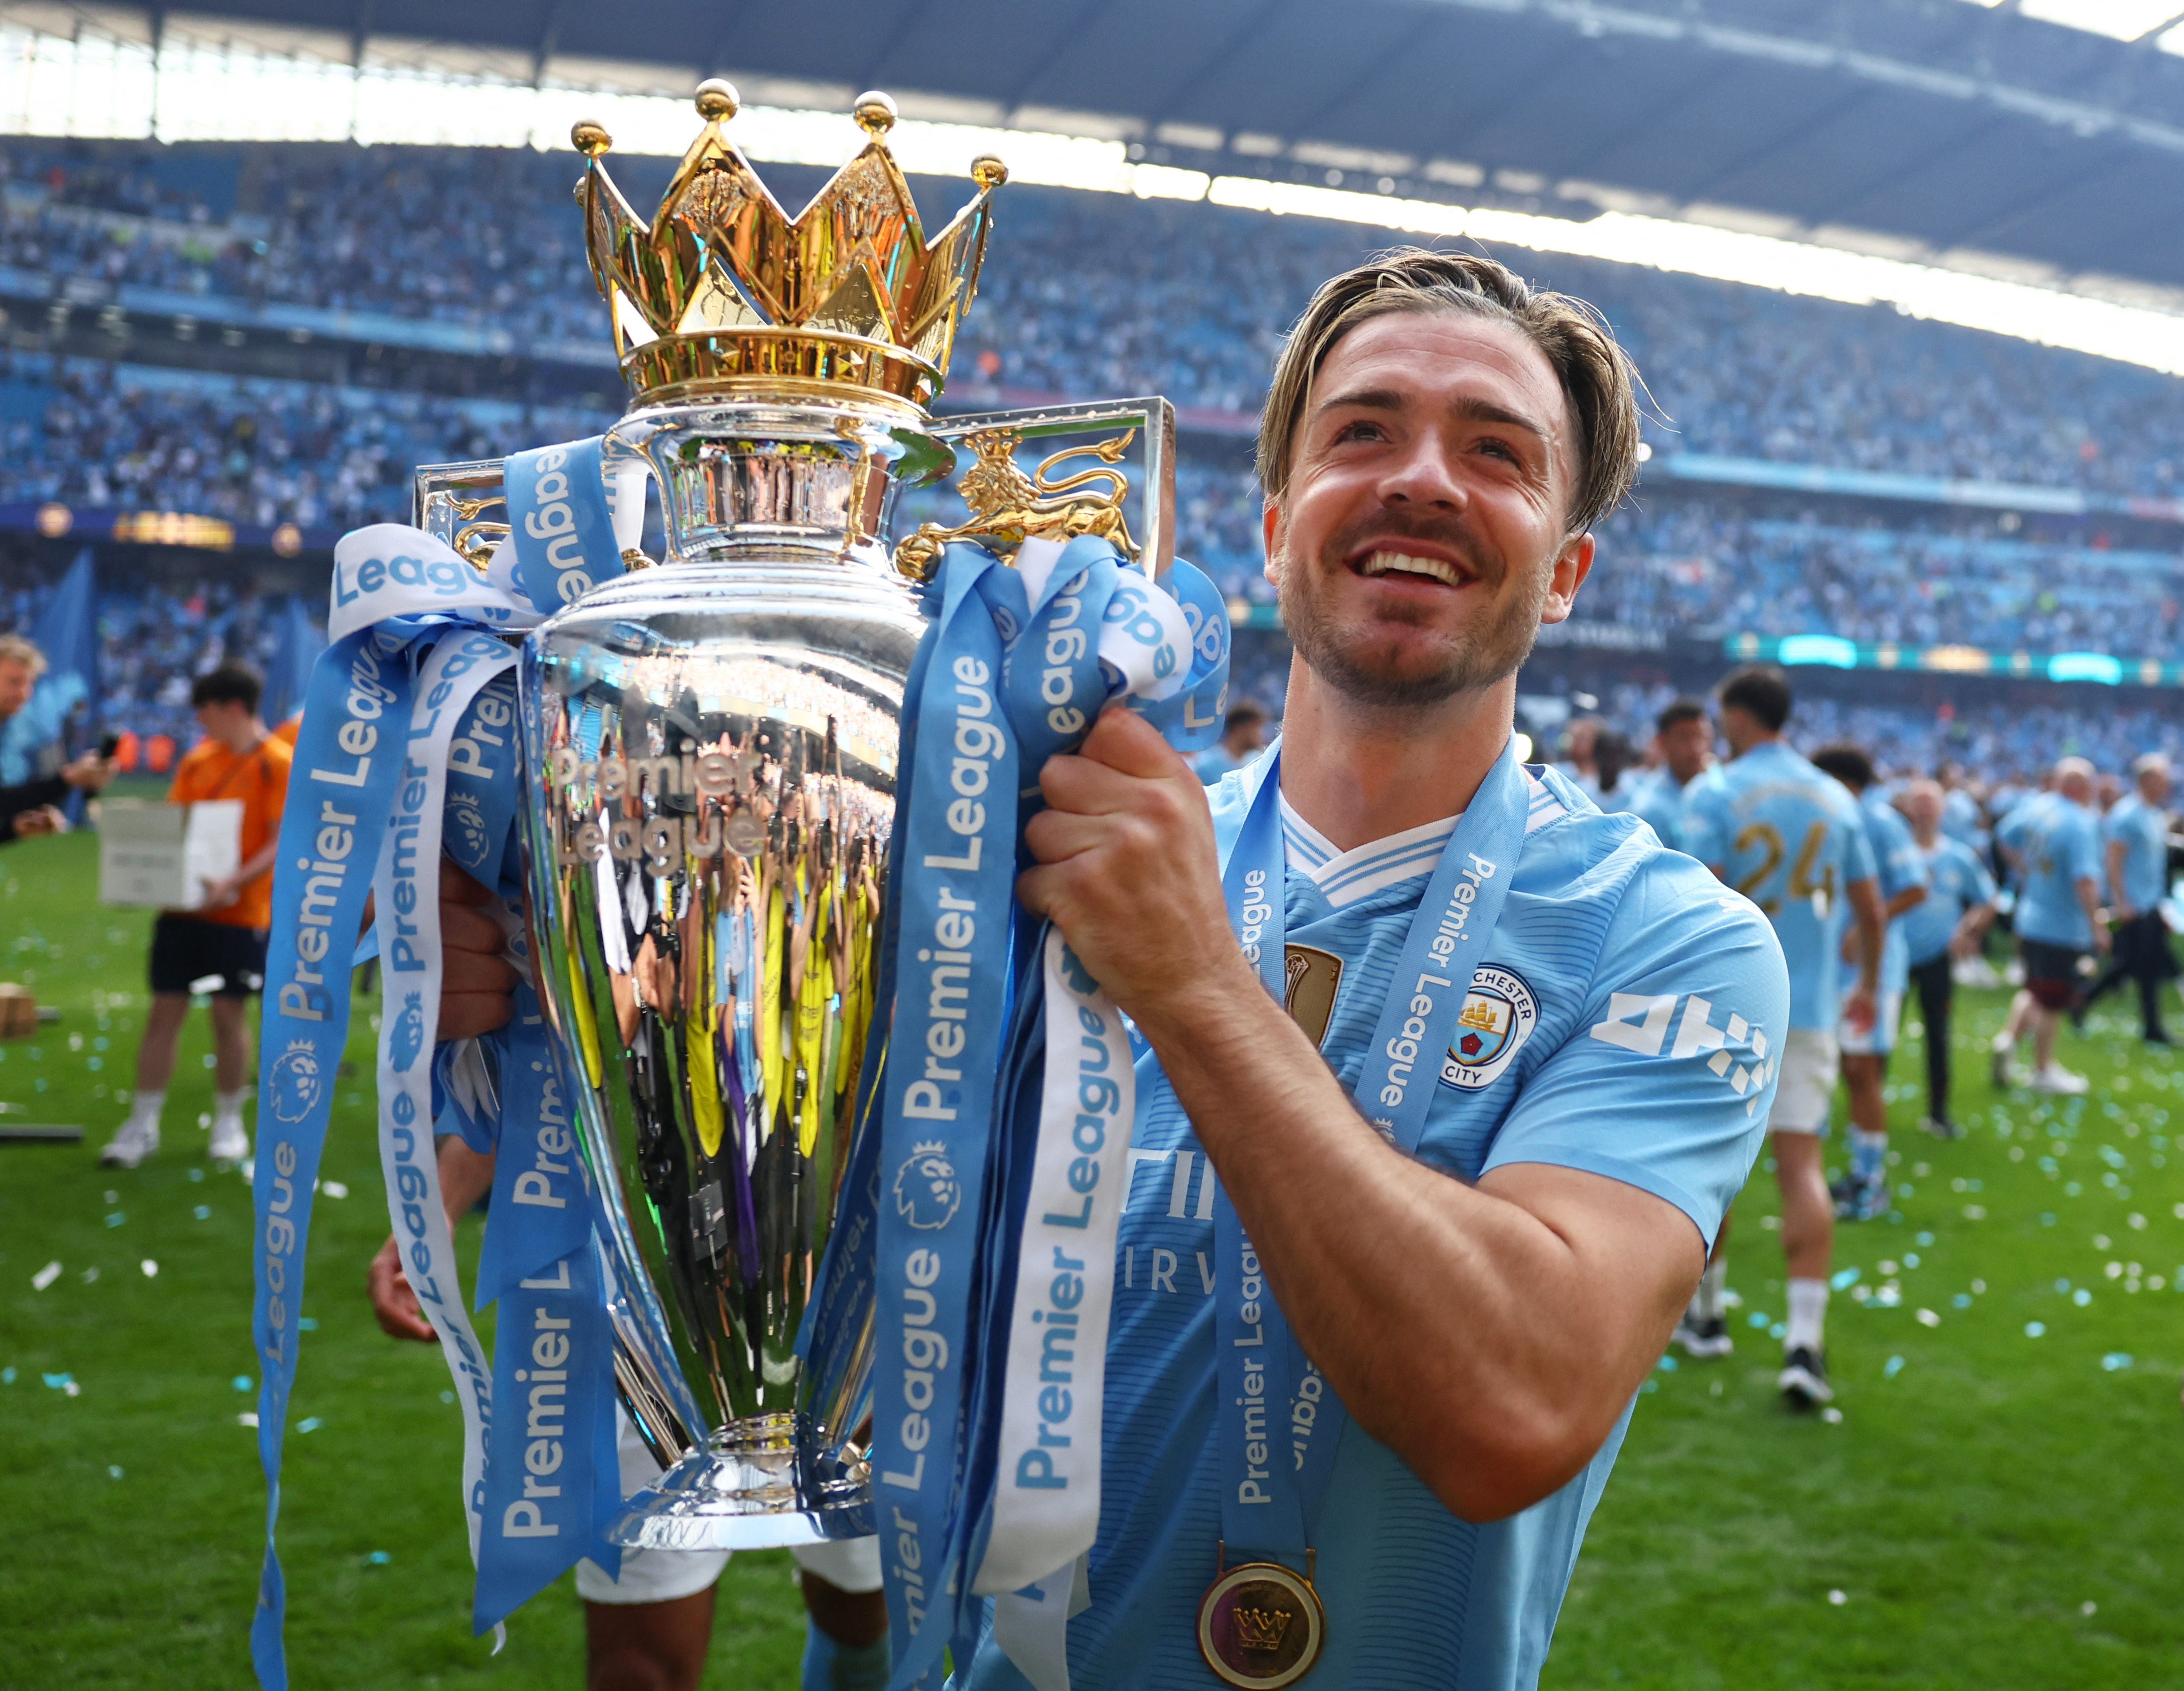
[1849,1127,1888,1184]
[1692,1254,1727,1323]
[1786,1278,1829,1353]
[125,1089,165,1133]
[213,1087,248,1125]
[801,1620,891,1691]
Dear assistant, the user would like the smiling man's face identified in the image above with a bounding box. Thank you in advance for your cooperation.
[1264,309,1593,710]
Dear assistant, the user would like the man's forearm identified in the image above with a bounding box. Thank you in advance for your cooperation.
[1134,969,1688,1521]
[438,1137,495,1227]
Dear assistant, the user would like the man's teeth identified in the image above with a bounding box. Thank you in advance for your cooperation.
[1359,550,1465,586]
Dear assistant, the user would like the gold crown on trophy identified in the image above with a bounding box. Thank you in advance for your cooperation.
[572,81,1005,412]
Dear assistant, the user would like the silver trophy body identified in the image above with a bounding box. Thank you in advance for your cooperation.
[514,394,927,1548]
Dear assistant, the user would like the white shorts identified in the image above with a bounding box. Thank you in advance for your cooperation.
[1837,989,1903,1058]
[1768,1028,1840,1134]
[573,1409,883,1604]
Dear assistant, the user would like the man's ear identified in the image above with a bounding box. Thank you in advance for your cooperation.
[1261,500,1284,590]
[1539,531,1595,626]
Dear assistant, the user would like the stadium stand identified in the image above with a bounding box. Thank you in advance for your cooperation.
[4,137,2184,785]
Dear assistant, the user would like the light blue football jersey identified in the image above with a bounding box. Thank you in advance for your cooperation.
[1859,789,1930,996]
[962,761,1788,1691]
[1620,767,1694,853]
[1997,792,2102,949]
[2102,792,2171,913]
[1679,740,1878,1030]
[1900,835,1997,966]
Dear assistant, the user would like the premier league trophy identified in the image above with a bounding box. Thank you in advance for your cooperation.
[505,82,997,1550]
[503,80,1176,1556]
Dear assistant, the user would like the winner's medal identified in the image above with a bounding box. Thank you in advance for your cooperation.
[1197,1545,1326,1689]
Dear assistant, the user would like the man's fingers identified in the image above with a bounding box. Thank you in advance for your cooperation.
[1022,807,1126,868]
[1079,703,1191,780]
[441,899,508,957]
[440,859,492,906]
[438,991,514,1042]
[366,1236,436,1342]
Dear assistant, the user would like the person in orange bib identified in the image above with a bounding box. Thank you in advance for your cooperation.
[101,663,293,1169]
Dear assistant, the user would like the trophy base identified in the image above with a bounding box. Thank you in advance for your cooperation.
[609,1412,874,1551]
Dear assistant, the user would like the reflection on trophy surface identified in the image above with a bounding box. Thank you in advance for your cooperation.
[512,80,1000,1550]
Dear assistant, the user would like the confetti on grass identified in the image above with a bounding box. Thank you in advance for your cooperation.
[31,1261,60,1290]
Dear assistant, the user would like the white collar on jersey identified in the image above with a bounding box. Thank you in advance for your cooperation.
[1278,768,1567,909]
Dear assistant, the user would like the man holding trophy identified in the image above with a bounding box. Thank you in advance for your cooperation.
[259,80,1786,1691]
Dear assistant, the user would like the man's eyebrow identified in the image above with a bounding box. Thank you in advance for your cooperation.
[1314,387,1551,440]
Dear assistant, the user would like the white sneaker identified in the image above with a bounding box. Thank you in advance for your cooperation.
[1989,1036,2015,1089]
[209,1116,250,1164]
[2030,1064,2090,1095]
[99,1118,160,1168]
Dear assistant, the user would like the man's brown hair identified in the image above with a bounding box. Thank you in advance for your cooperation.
[1256,247,1643,537]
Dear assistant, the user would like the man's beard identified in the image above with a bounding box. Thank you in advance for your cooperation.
[1274,517,1551,710]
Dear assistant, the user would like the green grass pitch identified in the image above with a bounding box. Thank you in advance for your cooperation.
[6,828,2184,1688]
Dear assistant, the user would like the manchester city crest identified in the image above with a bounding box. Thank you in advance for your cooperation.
[268,1039,324,1124]
[894,1140,962,1231]
[1440,966,1539,1091]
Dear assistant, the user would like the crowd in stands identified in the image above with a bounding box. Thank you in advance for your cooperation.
[0,355,610,531]
[0,569,306,753]
[8,137,2184,774]
[7,141,2184,504]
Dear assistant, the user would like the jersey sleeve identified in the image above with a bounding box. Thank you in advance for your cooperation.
[1839,802,1878,886]
[1965,847,1998,906]
[1480,855,1789,1248]
[1875,814,1929,900]
[2065,811,2103,884]
[1677,779,1727,868]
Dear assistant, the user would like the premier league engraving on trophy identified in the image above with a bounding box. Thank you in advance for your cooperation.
[513,82,1002,1550]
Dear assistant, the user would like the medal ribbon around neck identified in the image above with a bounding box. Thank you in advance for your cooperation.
[1210,739,1531,1568]
[799,535,1229,1691]
[250,440,641,1690]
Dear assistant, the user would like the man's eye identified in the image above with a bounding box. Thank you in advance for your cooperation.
[1334,420,1384,443]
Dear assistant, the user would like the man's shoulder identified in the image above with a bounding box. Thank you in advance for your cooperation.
[259,735,295,774]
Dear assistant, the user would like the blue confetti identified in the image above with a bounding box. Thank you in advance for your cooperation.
[297,1416,323,1434]
[2041,1213,2058,1227]
[365,1551,391,1566]
[2074,1289,2093,1307]
[1769,1322,1787,1340]
[2102,1353,2134,1372]
[107,1465,122,1479]
[2026,1322,2048,1337]
[1952,1293,1972,1309]
[1830,1267,1862,1291]
[42,1372,71,1389]
[1,1366,14,1384]
[297,1317,318,1331]
[232,1375,252,1393]
[1904,1253,1921,1268]
[187,1168,204,1183]
[1748,1311,1771,1329]
[1657,1354,1679,1371]
[2056,1279,2072,1293]
[1883,1356,1905,1379]
[1915,1231,1937,1247]
[1640,1378,1658,1394]
[104,1213,124,1228]
[193,1206,211,1221]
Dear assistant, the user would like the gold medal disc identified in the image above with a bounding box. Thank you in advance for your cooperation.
[1196,1557,1326,1688]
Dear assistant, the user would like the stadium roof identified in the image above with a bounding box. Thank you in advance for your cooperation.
[54,0,2184,292]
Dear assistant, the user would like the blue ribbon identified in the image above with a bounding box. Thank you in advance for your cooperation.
[803,536,1229,1691]
[1211,740,1530,1560]
[251,441,634,1689]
